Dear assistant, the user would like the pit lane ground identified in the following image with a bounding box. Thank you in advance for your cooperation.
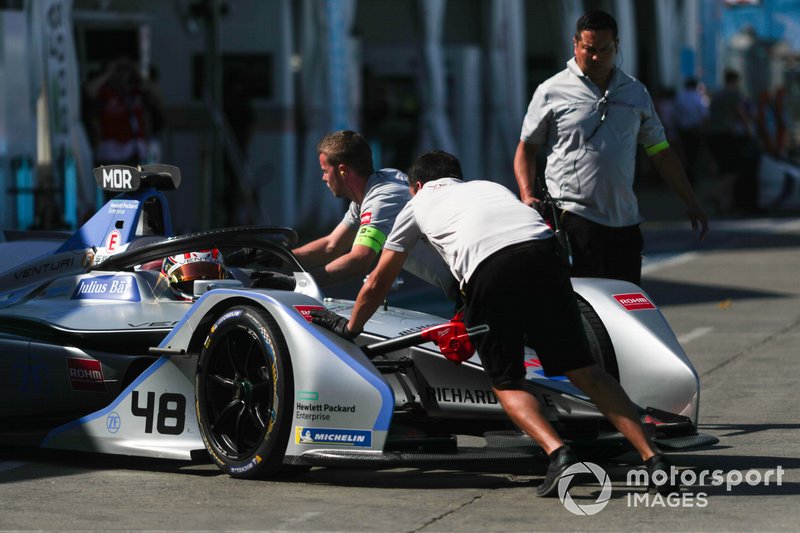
[1,209,799,532]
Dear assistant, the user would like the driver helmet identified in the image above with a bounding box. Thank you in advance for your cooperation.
[161,249,226,299]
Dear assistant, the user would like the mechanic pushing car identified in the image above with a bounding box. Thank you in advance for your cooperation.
[311,150,679,497]
[292,130,457,301]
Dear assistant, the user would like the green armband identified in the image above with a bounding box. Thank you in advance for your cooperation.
[645,140,670,156]
[353,225,387,254]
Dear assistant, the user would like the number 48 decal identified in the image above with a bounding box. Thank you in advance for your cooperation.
[131,390,186,435]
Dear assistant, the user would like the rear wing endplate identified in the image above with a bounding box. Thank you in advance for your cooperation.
[93,164,181,192]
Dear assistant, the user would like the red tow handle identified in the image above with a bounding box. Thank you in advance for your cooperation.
[360,313,489,363]
[420,322,476,363]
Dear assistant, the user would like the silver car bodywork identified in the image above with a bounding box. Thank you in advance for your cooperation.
[0,164,715,476]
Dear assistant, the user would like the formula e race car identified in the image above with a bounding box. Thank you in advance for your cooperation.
[0,164,717,478]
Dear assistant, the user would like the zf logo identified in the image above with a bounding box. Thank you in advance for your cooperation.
[106,412,121,434]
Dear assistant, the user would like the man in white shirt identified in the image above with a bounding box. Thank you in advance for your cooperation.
[312,150,676,497]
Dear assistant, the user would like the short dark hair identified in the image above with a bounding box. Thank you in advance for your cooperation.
[724,68,740,85]
[408,150,463,186]
[575,10,618,41]
[317,130,374,177]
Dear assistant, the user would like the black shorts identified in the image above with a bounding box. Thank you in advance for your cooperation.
[462,238,595,390]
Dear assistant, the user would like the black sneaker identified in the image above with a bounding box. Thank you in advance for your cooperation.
[536,445,578,497]
[646,454,680,496]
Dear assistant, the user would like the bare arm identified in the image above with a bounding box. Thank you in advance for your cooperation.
[649,147,709,240]
[292,223,355,268]
[513,141,541,207]
[293,223,381,287]
[347,249,408,334]
[311,244,377,287]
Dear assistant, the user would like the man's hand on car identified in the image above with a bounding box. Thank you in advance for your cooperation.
[310,308,360,340]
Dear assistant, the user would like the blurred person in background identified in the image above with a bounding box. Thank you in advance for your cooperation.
[85,57,164,169]
[706,68,759,213]
[674,77,709,186]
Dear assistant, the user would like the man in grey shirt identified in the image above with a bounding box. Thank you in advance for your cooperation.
[292,130,457,300]
[513,10,708,285]
[312,150,677,497]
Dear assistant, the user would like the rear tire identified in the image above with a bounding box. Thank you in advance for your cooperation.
[195,305,294,478]
[574,297,627,461]
[577,297,619,381]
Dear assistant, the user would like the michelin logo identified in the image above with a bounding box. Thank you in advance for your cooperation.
[295,427,372,447]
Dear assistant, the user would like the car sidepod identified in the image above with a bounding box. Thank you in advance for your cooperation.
[40,288,393,463]
[41,353,201,458]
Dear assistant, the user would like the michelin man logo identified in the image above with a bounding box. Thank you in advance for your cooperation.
[558,461,612,515]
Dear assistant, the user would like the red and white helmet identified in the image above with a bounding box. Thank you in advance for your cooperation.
[161,249,226,299]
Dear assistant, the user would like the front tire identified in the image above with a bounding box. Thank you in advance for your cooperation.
[196,305,294,478]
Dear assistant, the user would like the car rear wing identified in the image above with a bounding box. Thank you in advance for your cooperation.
[93,164,181,193]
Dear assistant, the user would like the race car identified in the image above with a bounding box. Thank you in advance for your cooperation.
[0,164,717,478]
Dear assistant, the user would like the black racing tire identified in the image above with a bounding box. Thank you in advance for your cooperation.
[196,305,294,478]
[577,297,620,382]
[573,297,627,462]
